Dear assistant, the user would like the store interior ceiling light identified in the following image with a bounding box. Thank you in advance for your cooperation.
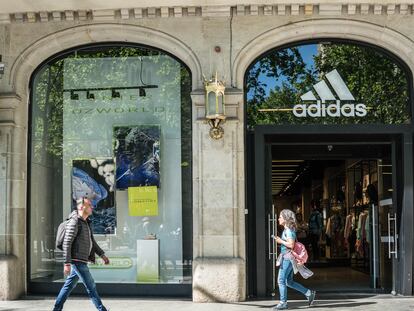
[64,84,158,100]
[70,90,79,100]
[111,88,121,98]
[272,173,295,175]
[139,88,146,97]
[271,160,305,195]
[86,91,95,100]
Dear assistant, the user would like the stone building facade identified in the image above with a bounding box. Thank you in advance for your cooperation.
[0,0,414,302]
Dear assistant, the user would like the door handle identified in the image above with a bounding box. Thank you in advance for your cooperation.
[388,213,391,259]
[394,213,398,259]
[388,212,398,259]
[268,214,271,260]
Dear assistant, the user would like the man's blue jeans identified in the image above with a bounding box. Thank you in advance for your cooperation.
[53,262,107,311]
[277,257,309,303]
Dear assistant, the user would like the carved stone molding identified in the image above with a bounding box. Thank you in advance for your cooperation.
[0,3,412,24]
[0,93,21,109]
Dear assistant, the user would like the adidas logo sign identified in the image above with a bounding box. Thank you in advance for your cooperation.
[293,69,367,118]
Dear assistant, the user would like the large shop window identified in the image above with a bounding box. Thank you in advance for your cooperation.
[29,45,192,285]
[246,42,411,127]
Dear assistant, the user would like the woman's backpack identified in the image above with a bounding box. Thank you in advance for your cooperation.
[291,241,308,265]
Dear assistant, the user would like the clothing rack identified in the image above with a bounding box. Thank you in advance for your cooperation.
[350,204,370,273]
[347,158,377,274]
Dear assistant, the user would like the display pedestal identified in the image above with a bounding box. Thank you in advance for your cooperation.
[136,239,160,283]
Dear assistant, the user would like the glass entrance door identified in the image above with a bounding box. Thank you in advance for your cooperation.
[377,158,397,292]
[261,142,399,296]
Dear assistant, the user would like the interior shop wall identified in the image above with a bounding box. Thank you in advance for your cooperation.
[273,194,302,217]
[323,165,346,199]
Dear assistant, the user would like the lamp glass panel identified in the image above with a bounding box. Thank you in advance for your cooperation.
[207,92,217,116]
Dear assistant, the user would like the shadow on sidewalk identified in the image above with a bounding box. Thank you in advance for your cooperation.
[289,300,376,309]
[238,300,376,309]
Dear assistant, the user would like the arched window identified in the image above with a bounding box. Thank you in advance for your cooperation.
[29,44,192,291]
[246,41,411,127]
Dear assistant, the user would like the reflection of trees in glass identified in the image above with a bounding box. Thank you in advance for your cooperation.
[32,60,64,164]
[314,44,410,124]
[32,46,191,164]
[246,43,410,127]
[31,45,193,282]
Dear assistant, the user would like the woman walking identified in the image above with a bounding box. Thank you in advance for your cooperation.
[274,209,316,310]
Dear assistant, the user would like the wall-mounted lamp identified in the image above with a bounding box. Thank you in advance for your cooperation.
[0,55,4,79]
[204,73,226,139]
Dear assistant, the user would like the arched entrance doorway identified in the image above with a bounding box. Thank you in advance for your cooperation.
[244,40,413,298]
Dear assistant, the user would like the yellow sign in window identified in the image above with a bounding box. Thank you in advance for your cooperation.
[128,186,158,216]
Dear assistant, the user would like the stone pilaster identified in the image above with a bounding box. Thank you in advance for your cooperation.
[191,88,246,302]
[0,93,25,300]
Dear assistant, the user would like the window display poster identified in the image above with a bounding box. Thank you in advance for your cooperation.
[128,186,158,216]
[72,158,116,235]
[114,125,160,190]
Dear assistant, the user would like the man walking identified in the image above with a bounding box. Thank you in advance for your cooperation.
[53,197,110,311]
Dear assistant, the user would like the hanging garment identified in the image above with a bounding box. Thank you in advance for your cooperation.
[355,239,363,257]
[364,210,371,244]
[325,217,332,238]
[356,211,367,240]
[344,214,353,239]
[360,212,368,241]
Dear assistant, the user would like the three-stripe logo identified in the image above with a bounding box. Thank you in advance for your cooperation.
[293,69,367,118]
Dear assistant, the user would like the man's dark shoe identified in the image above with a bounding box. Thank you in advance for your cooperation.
[307,290,316,306]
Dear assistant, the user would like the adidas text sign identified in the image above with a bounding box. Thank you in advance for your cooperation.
[293,100,367,117]
[293,69,367,118]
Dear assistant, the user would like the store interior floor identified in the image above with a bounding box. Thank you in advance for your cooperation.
[278,267,374,300]
[300,267,371,292]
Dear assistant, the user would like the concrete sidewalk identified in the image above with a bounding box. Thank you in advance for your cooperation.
[0,295,414,311]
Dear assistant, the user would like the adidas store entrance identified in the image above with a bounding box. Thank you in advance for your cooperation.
[245,41,414,297]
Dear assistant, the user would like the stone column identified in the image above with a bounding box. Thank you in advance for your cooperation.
[191,88,246,302]
[0,93,25,300]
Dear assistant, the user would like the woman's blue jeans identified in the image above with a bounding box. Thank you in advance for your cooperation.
[277,257,309,303]
[53,262,107,311]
